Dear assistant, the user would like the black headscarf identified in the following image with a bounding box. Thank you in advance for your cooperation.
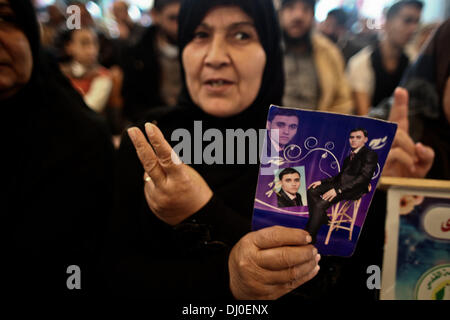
[175,0,285,130]
[2,0,114,296]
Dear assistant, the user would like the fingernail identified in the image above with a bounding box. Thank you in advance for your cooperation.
[145,122,153,135]
[314,265,320,273]
[127,128,137,143]
[312,248,318,256]
[145,176,151,183]
[315,254,321,263]
[306,235,312,243]
[171,150,183,165]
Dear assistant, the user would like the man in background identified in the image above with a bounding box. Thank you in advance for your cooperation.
[319,8,363,64]
[121,0,182,123]
[347,0,423,115]
[279,0,353,114]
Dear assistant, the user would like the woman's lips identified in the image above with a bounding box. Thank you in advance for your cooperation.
[203,79,234,94]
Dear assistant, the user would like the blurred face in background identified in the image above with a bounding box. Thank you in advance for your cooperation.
[66,28,99,67]
[182,6,266,117]
[0,0,33,100]
[112,1,129,23]
[279,0,314,40]
[385,5,422,48]
[152,2,181,45]
[320,15,339,42]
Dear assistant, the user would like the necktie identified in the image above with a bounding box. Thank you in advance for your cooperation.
[350,151,355,161]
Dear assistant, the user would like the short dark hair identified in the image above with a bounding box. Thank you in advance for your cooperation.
[386,0,423,21]
[153,0,180,12]
[281,0,316,11]
[350,128,368,137]
[279,167,301,180]
[268,108,300,122]
[327,8,348,28]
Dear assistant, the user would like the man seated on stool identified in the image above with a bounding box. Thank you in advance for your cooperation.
[306,128,378,243]
[277,167,304,208]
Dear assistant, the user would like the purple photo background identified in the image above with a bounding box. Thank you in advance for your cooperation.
[252,106,397,256]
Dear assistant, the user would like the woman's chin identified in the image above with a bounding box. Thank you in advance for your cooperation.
[199,100,247,118]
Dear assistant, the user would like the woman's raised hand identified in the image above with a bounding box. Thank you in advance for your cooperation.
[127,123,213,225]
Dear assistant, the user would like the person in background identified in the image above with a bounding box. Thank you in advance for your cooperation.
[121,0,182,123]
[385,19,450,180]
[111,0,145,46]
[347,0,423,115]
[60,28,113,114]
[405,22,440,63]
[1,0,114,296]
[319,8,363,64]
[279,0,353,114]
[40,4,66,50]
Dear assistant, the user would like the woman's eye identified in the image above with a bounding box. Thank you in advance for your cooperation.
[193,31,209,39]
[0,15,18,28]
[234,32,250,40]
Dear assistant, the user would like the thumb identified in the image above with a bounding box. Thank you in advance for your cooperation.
[389,87,409,132]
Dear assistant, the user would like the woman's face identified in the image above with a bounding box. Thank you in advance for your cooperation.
[0,0,33,100]
[182,6,266,117]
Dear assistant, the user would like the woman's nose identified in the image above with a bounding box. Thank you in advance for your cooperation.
[204,35,231,68]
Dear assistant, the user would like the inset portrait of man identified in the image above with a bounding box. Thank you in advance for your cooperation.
[267,108,300,156]
[276,167,304,208]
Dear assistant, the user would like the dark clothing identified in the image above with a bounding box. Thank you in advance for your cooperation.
[370,42,410,107]
[3,0,114,297]
[121,25,168,123]
[107,0,285,299]
[277,189,303,207]
[306,146,378,241]
[3,52,114,297]
[322,146,378,200]
[401,19,450,180]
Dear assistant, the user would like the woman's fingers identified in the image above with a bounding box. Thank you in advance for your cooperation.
[263,257,319,286]
[256,245,317,271]
[145,123,182,172]
[127,127,166,184]
[252,226,312,250]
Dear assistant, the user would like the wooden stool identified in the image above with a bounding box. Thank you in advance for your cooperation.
[324,185,371,245]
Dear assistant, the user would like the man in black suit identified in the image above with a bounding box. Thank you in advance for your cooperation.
[277,168,304,207]
[305,128,378,243]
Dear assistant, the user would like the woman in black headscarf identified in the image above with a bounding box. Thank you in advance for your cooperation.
[1,0,114,296]
[110,0,320,300]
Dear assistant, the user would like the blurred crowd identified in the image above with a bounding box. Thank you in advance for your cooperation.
[35,0,447,148]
